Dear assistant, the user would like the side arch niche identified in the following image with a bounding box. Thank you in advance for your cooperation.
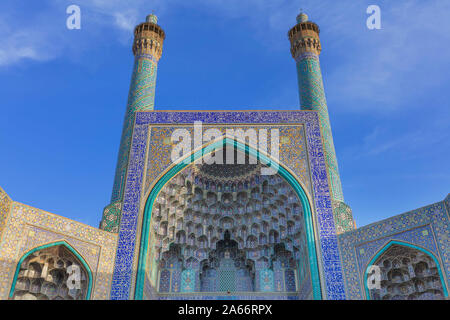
[136,138,322,299]
[365,242,448,300]
[10,242,91,300]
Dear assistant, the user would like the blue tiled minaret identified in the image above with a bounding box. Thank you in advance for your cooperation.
[100,14,165,232]
[288,12,355,233]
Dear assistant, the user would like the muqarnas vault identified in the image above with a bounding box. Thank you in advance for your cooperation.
[0,12,448,300]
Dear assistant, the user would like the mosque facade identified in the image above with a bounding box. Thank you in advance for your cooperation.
[0,13,448,300]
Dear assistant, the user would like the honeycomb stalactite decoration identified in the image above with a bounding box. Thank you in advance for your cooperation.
[148,150,311,294]
[12,245,89,300]
[369,245,445,300]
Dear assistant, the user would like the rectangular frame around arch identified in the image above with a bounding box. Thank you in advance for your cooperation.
[110,110,347,300]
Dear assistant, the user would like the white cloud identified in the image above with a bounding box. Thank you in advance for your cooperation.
[0,0,158,66]
[0,16,60,66]
[0,40,44,66]
[113,11,139,32]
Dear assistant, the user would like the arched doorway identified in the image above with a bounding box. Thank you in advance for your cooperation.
[135,138,322,299]
[364,241,448,300]
[9,241,92,300]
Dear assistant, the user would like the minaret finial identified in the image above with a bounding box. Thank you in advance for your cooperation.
[146,12,158,24]
[296,10,309,24]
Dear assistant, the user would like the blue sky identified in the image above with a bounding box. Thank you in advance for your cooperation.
[1,0,449,228]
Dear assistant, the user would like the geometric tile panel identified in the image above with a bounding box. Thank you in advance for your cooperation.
[259,269,274,292]
[181,269,196,293]
[171,270,181,293]
[159,270,170,292]
[274,270,284,292]
[285,269,297,292]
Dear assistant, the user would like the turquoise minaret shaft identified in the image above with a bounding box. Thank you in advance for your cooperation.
[289,13,355,233]
[100,14,165,232]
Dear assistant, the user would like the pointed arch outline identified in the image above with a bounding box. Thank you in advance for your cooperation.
[134,136,322,299]
[8,240,93,300]
[363,239,449,300]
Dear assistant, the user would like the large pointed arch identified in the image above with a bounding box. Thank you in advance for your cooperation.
[363,240,448,300]
[9,240,93,300]
[134,136,322,299]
